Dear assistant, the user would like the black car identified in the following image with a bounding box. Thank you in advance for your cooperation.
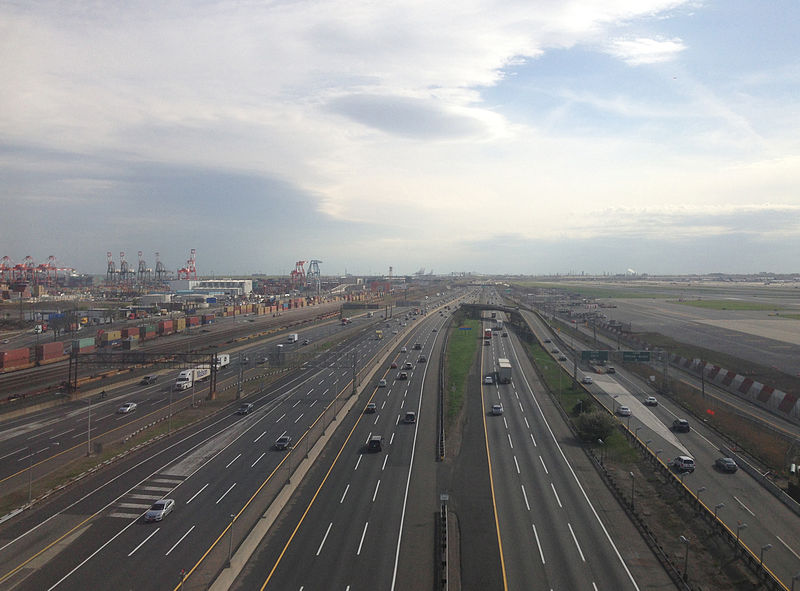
[236,403,254,415]
[140,375,158,385]
[274,435,292,450]
[672,419,690,433]
[418,355,427,363]
[715,457,738,473]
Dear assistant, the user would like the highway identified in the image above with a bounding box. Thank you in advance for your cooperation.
[481,318,640,590]
[0,308,412,590]
[522,308,800,587]
[228,307,451,590]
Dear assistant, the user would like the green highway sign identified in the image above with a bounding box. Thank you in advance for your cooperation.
[581,350,609,362]
[623,351,651,362]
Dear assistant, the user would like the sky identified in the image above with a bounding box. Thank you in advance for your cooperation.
[2,0,800,277]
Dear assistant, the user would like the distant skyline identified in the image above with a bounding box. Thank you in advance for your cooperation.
[2,1,799,276]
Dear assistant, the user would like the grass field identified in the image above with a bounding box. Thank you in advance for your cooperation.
[445,318,480,423]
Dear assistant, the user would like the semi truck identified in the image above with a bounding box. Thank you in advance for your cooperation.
[287,333,299,343]
[214,353,230,369]
[498,358,512,384]
[483,328,493,339]
[174,366,211,390]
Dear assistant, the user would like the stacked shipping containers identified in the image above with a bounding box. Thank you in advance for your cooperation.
[72,337,96,354]
[158,320,173,336]
[139,325,157,340]
[201,314,215,324]
[36,341,67,365]
[100,330,122,348]
[175,317,186,332]
[187,316,200,327]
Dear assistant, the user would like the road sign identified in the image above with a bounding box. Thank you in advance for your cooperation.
[458,327,472,330]
[581,350,609,362]
[623,351,651,362]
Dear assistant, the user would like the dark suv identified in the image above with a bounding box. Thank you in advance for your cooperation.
[672,419,690,433]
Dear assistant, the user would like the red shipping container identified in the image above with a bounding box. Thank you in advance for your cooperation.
[78,345,96,354]
[37,342,64,357]
[188,316,200,326]
[1,347,31,362]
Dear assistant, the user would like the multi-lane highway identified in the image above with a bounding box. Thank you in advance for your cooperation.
[0,302,445,591]
[481,318,640,590]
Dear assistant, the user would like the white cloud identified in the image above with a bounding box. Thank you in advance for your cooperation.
[605,36,687,65]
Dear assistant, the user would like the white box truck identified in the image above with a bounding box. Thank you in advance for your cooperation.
[287,333,299,343]
[498,358,512,384]
[174,366,211,390]
[214,353,230,369]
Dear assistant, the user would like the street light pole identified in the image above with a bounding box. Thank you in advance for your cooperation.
[168,386,173,434]
[227,514,236,567]
[735,522,747,549]
[760,543,772,568]
[87,398,92,456]
[696,486,706,507]
[714,502,725,520]
[791,571,800,591]
[27,446,33,503]
[629,472,635,510]
[680,535,690,581]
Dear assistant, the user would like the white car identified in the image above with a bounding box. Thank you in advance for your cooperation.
[644,396,658,406]
[400,347,407,353]
[581,376,593,385]
[491,403,504,415]
[617,405,632,417]
[144,499,175,522]
[117,402,137,414]
[378,379,387,387]
[484,376,494,385]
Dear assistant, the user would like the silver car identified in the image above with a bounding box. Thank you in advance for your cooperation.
[144,499,175,522]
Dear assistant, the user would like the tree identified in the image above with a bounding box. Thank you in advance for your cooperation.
[575,410,615,442]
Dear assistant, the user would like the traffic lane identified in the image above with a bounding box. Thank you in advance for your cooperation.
[32,373,352,591]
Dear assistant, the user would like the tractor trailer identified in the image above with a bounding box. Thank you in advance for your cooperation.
[174,366,211,390]
[498,358,512,384]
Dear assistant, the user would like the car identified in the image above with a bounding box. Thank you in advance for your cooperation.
[139,375,158,385]
[117,402,137,414]
[144,499,175,522]
[715,457,738,473]
[672,419,690,433]
[502,332,508,337]
[581,376,593,384]
[484,375,494,385]
[302,339,310,345]
[256,357,268,364]
[236,403,254,415]
[400,347,407,353]
[551,348,559,353]
[403,411,416,423]
[403,361,413,370]
[558,355,567,361]
[671,455,695,473]
[418,355,427,363]
[392,330,399,334]
[367,435,383,452]
[616,405,631,417]
[491,403,504,415]
[606,367,616,374]
[365,402,377,413]
[413,343,422,350]
[274,434,292,450]
[643,396,658,406]
[432,328,438,332]
[543,338,552,343]
[397,371,408,380]
[390,361,398,368]
[378,378,387,387]
[484,340,491,346]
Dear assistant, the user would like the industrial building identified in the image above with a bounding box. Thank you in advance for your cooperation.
[167,279,253,296]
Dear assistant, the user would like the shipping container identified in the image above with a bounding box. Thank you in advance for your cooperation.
[175,317,186,331]
[37,342,65,359]
[187,316,200,326]
[77,337,95,349]
[101,330,122,341]
[77,345,96,354]
[1,347,31,362]
[201,314,215,324]
[158,320,174,336]
[121,327,138,338]
[38,354,68,365]
[122,338,138,350]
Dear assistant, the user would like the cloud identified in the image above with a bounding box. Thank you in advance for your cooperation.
[605,36,687,65]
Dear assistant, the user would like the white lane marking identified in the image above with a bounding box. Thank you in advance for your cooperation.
[186,484,208,504]
[382,455,389,471]
[254,431,266,443]
[319,380,325,385]
[530,433,537,447]
[568,523,586,562]
[317,522,333,556]
[551,483,563,508]
[28,428,54,438]
[165,525,195,556]
[374,416,379,425]
[777,535,800,560]
[276,413,286,423]
[216,483,236,504]
[128,528,159,556]
[251,452,266,468]
[390,432,395,445]
[310,400,317,407]
[294,413,305,424]
[539,456,549,474]
[307,389,314,396]
[225,453,241,468]
[292,400,301,408]
[593,583,599,591]
[356,522,369,555]
[733,496,755,517]
[521,484,530,511]
[513,456,520,474]
[372,479,381,502]
[0,448,26,460]
[354,456,362,471]
[519,401,524,411]
[503,417,508,429]
[507,433,513,449]
[97,414,114,421]
[532,523,546,564]
[323,388,330,395]
[340,485,350,504]
[381,400,386,409]
[51,428,75,438]
[524,417,529,429]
